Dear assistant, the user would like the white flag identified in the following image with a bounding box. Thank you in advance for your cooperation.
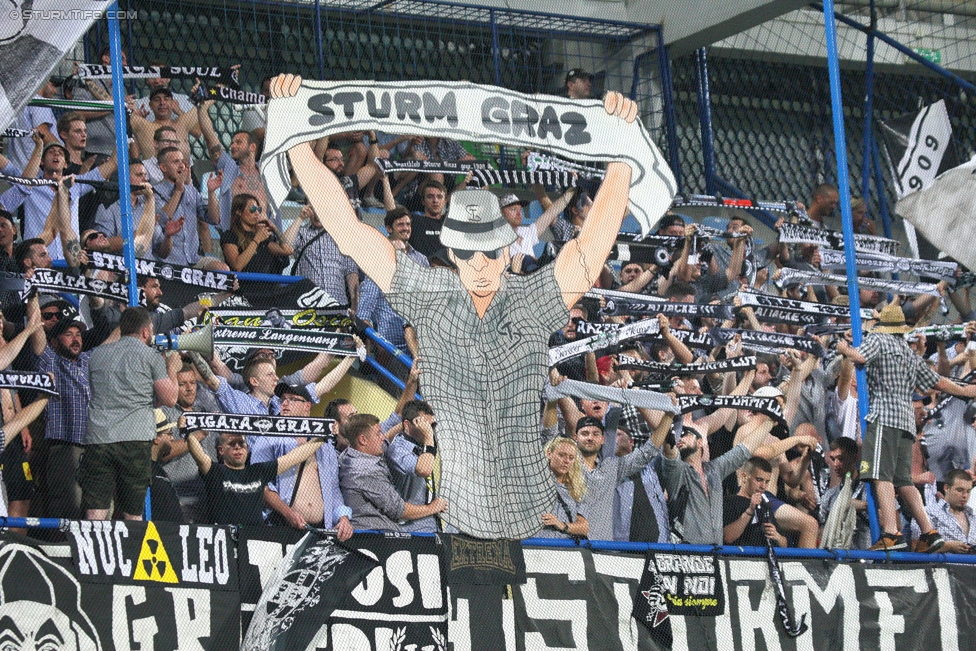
[896,154,976,272]
[0,0,112,130]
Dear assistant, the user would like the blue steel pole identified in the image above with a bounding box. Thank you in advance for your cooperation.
[822,0,880,542]
[489,9,507,171]
[694,48,716,195]
[871,138,893,239]
[657,40,683,192]
[314,0,325,79]
[107,3,136,307]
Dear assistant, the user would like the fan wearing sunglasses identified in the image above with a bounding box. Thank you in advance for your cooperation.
[277,71,643,539]
[220,193,305,274]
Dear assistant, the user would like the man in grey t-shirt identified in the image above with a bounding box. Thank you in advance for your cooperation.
[80,307,180,521]
[660,415,774,545]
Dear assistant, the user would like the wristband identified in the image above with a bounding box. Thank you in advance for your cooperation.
[423,444,437,455]
[369,139,379,145]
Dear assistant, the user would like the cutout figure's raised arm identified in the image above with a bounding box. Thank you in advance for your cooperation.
[553,92,636,310]
[274,74,396,291]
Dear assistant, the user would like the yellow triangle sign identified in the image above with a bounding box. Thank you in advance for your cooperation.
[132,521,179,583]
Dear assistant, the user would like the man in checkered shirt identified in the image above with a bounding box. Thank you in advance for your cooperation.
[282,78,643,538]
[836,303,976,552]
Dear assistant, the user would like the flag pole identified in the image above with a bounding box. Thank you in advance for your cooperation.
[822,0,881,542]
[106,2,136,307]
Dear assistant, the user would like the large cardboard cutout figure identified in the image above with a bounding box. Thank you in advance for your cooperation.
[263,75,676,538]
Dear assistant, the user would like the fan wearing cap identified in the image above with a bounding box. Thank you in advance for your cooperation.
[661,411,777,545]
[836,303,976,552]
[32,300,90,523]
[564,68,594,99]
[499,188,575,263]
[148,409,185,523]
[572,409,675,541]
[248,381,354,540]
[279,70,641,538]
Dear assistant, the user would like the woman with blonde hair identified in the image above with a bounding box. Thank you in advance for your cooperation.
[537,437,589,538]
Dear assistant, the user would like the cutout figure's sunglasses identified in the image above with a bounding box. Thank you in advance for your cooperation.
[452,248,503,261]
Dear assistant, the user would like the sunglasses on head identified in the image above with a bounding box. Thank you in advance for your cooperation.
[452,248,503,261]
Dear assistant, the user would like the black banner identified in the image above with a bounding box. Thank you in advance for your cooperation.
[25,267,130,301]
[671,193,808,219]
[197,84,266,105]
[677,394,784,422]
[602,299,733,320]
[633,551,725,647]
[617,354,756,376]
[242,533,378,651]
[0,170,58,187]
[238,527,448,651]
[439,535,526,586]
[212,325,357,356]
[68,520,238,590]
[182,412,335,439]
[88,250,235,291]
[737,291,870,319]
[548,318,660,365]
[0,531,240,651]
[75,63,240,87]
[750,306,828,326]
[5,531,976,650]
[713,328,824,356]
[818,248,957,281]
[525,150,605,179]
[575,320,715,350]
[0,371,58,396]
[779,267,941,297]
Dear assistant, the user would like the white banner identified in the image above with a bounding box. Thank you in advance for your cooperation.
[261,80,677,233]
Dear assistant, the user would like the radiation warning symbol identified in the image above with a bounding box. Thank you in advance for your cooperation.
[132,521,179,583]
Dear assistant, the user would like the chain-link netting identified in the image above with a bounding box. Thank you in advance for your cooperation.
[669,4,976,241]
[71,1,665,166]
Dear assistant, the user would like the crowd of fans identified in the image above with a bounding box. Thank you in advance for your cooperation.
[0,60,975,553]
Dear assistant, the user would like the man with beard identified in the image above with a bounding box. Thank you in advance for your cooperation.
[149,409,185,523]
[660,413,775,544]
[159,363,219,523]
[200,108,268,230]
[574,411,675,540]
[34,305,90,521]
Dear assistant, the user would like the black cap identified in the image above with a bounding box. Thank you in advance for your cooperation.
[575,416,604,433]
[149,87,173,100]
[48,305,87,339]
[275,381,315,404]
[565,68,593,83]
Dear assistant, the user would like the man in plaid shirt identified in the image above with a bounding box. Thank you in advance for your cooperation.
[837,303,976,552]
